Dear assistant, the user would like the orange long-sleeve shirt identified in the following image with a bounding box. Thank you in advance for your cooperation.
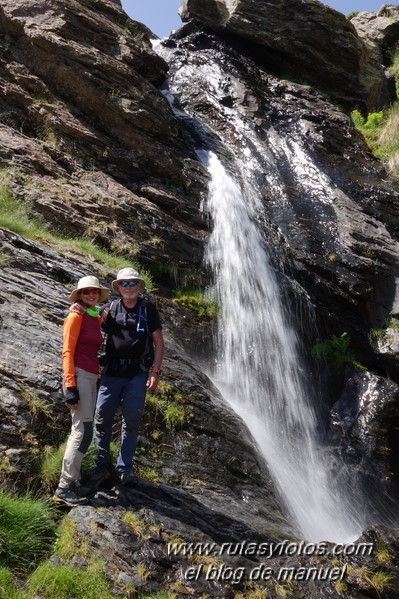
[62,312,103,388]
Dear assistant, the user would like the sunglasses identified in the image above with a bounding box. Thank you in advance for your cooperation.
[119,280,139,288]
[81,288,100,295]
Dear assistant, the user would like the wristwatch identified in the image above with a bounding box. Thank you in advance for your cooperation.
[151,367,162,376]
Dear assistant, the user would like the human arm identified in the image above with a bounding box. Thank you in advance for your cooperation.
[146,328,164,391]
[62,313,82,409]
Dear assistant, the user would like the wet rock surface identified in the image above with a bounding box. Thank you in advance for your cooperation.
[164,25,399,379]
[330,370,399,519]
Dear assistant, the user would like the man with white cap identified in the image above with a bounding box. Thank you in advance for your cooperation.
[89,267,164,487]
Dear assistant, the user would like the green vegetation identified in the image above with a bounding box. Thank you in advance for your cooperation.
[122,511,148,539]
[376,544,391,565]
[172,287,218,320]
[351,43,399,178]
[19,388,53,421]
[351,109,384,147]
[54,517,91,560]
[0,177,47,239]
[312,332,365,373]
[146,381,186,430]
[369,315,399,343]
[137,466,161,482]
[347,11,359,19]
[389,44,399,97]
[40,439,119,490]
[0,492,56,571]
[27,562,119,599]
[0,249,11,267]
[0,567,22,599]
[348,565,394,594]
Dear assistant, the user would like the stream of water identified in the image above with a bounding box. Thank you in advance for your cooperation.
[153,38,367,542]
[199,150,365,542]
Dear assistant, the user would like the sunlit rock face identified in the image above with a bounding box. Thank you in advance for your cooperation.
[179,0,391,110]
[0,0,208,275]
[351,4,399,55]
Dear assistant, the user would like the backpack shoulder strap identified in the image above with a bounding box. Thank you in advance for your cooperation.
[140,294,150,307]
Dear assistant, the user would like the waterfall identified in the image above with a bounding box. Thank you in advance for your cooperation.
[199,150,364,542]
[152,38,367,543]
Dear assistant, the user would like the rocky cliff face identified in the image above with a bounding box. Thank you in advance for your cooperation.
[179,0,394,110]
[1,0,399,597]
[0,0,208,276]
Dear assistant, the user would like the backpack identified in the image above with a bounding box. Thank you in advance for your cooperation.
[99,296,152,373]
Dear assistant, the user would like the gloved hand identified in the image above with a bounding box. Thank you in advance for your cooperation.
[65,387,79,406]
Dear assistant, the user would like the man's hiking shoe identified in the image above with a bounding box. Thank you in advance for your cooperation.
[52,487,88,507]
[118,471,137,487]
[81,468,110,495]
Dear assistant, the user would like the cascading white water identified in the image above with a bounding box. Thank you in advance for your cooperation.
[151,38,367,542]
[200,150,364,542]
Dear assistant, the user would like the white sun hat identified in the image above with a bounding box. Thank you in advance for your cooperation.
[68,275,110,302]
[112,268,145,292]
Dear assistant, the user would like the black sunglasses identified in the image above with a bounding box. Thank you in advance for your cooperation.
[119,280,139,288]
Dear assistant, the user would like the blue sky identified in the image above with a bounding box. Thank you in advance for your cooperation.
[121,0,383,39]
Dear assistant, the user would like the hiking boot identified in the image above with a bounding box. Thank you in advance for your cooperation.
[118,471,137,487]
[53,486,88,507]
[80,468,110,495]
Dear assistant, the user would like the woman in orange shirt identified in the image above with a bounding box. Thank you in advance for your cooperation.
[53,276,109,506]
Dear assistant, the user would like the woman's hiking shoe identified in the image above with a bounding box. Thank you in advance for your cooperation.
[53,486,89,507]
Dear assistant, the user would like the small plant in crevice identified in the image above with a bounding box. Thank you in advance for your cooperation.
[122,511,149,540]
[0,249,11,267]
[375,543,391,565]
[136,561,150,581]
[368,327,387,342]
[137,466,161,483]
[368,315,399,344]
[312,332,365,374]
[19,387,53,422]
[347,564,394,595]
[172,287,219,320]
[146,381,186,431]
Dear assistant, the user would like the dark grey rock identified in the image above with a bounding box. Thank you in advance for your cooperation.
[179,0,393,110]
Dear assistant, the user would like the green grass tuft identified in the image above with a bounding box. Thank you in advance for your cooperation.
[0,492,56,571]
[146,381,186,430]
[27,562,119,599]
